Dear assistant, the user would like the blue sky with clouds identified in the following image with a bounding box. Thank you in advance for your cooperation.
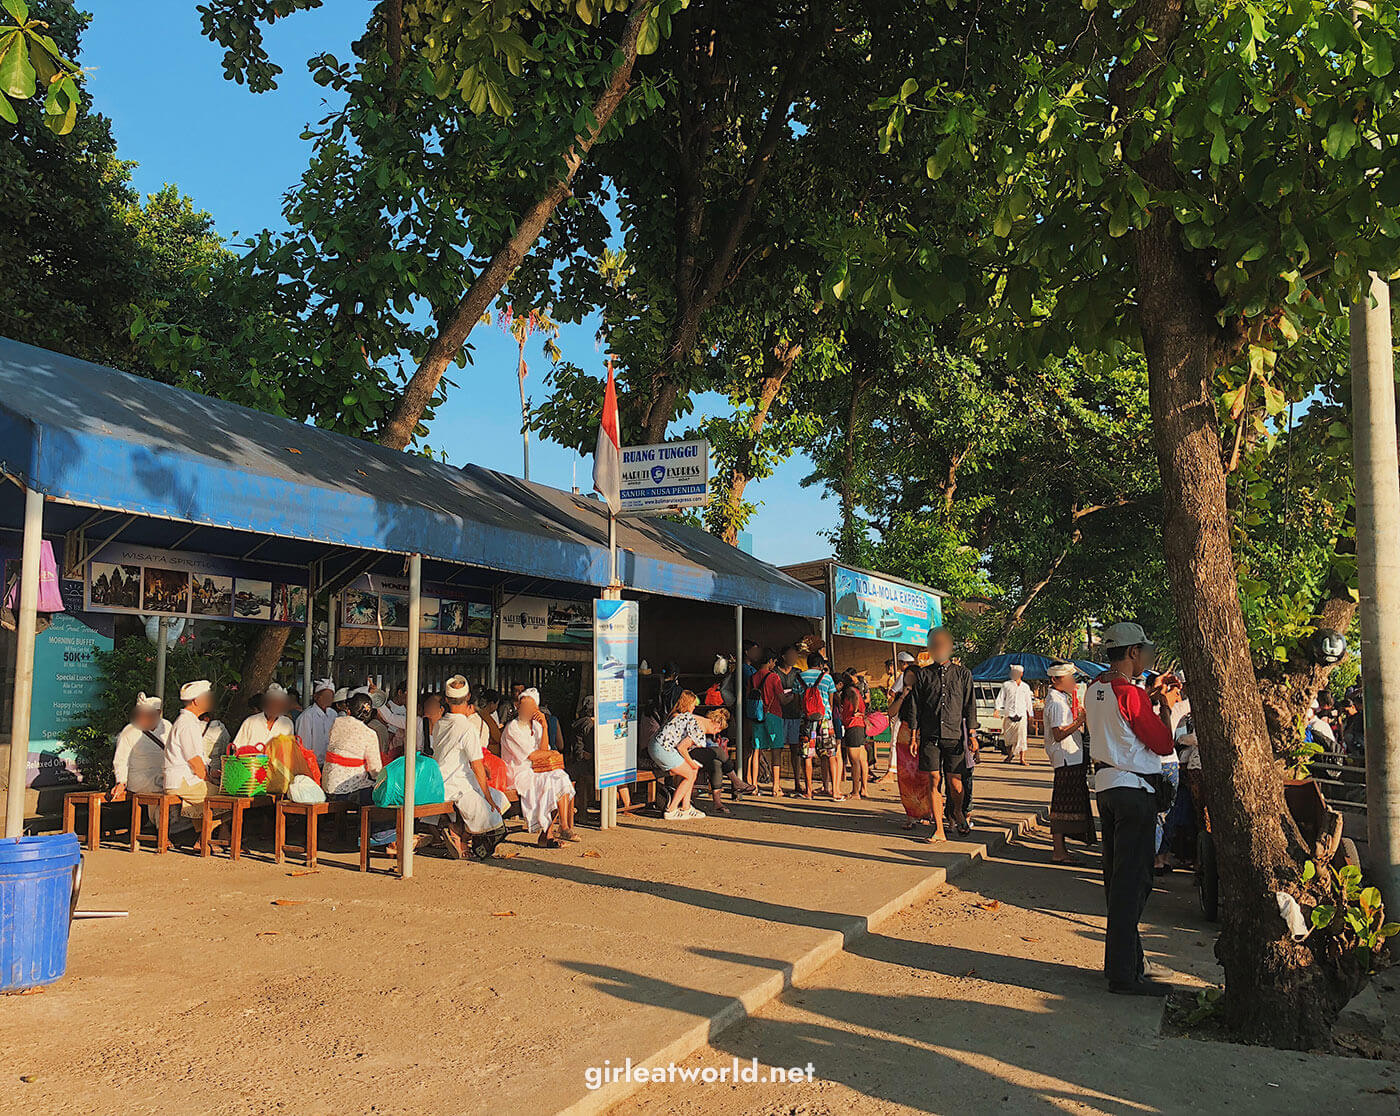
[80,0,838,566]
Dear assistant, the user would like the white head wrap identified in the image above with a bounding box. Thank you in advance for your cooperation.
[521,687,541,704]
[332,687,349,703]
[135,692,163,713]
[180,679,212,702]
[444,675,471,701]
[264,683,288,700]
[313,678,335,696]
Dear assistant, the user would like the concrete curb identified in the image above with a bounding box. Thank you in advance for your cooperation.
[560,804,1048,1116]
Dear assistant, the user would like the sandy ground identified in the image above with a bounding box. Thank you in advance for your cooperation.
[0,757,1051,1116]
[611,830,1400,1116]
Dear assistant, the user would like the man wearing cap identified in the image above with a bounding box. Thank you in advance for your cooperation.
[165,679,219,834]
[230,684,296,755]
[110,692,170,803]
[297,678,339,764]
[433,675,509,859]
[995,663,1034,765]
[1085,622,1177,996]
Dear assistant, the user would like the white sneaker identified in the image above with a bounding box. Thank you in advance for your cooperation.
[663,808,683,820]
[683,807,707,819]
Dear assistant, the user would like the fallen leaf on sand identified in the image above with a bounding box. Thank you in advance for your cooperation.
[14,988,44,996]
[20,1074,36,1083]
[287,869,319,877]
[974,900,1000,911]
[1021,936,1041,943]
[963,969,978,978]
[497,849,520,859]
[581,849,601,858]
[256,931,280,938]
[491,911,517,918]
[271,899,306,907]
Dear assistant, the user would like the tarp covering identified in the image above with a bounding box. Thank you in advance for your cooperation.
[0,338,824,617]
[971,653,1107,682]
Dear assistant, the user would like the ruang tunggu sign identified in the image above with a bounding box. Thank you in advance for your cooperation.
[619,439,711,514]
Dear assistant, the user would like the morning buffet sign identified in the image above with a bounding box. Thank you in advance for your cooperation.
[619,439,711,514]
[830,564,943,645]
[85,543,308,626]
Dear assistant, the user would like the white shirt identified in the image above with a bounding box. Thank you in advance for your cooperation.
[323,717,384,796]
[164,709,207,792]
[378,700,407,733]
[230,713,295,754]
[995,679,1034,721]
[433,711,490,796]
[296,703,339,762]
[113,718,170,791]
[1086,677,1169,793]
[1042,689,1083,768]
[501,717,545,774]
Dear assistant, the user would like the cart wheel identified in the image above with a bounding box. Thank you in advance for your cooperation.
[1197,830,1219,922]
[1336,837,1361,870]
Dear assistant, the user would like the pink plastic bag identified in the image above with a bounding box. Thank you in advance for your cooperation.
[4,540,65,613]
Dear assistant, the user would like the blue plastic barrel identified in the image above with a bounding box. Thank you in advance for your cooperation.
[0,833,81,993]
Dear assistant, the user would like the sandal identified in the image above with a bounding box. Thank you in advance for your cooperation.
[537,834,563,849]
[957,822,972,836]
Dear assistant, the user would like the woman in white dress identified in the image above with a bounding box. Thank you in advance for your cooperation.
[500,689,578,847]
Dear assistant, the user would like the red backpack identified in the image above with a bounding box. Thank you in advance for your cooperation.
[802,671,828,718]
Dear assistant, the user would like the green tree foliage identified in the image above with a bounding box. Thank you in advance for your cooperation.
[0,0,81,133]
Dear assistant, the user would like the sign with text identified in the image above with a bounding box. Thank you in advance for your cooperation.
[593,599,639,790]
[619,439,710,514]
[85,543,307,626]
[497,595,591,645]
[830,565,943,645]
[27,612,113,781]
[340,573,490,636]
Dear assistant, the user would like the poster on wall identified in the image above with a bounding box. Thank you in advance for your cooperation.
[593,599,639,790]
[498,595,591,644]
[84,543,307,626]
[27,612,113,783]
[830,565,943,644]
[339,574,489,634]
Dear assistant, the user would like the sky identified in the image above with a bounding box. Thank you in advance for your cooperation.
[79,1,839,566]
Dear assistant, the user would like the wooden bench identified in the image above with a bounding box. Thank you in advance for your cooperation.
[618,770,659,815]
[129,792,184,854]
[275,798,352,868]
[200,794,259,860]
[62,790,111,850]
[359,801,449,872]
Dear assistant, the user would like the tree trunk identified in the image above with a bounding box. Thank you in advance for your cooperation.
[714,338,800,544]
[987,531,1078,655]
[233,626,291,722]
[1134,214,1362,1047]
[380,0,654,452]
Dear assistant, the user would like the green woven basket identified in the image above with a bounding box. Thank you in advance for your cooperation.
[221,754,271,796]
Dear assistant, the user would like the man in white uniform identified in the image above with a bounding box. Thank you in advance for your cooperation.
[296,678,339,763]
[996,664,1034,764]
[110,692,169,802]
[432,675,508,859]
[165,679,219,837]
[230,683,295,753]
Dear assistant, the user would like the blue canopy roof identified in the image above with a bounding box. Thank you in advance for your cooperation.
[0,338,823,617]
[971,652,1107,682]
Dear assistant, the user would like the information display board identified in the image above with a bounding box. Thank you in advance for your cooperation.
[830,564,943,644]
[619,439,710,513]
[593,599,639,790]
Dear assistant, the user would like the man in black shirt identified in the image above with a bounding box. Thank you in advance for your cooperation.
[896,627,978,840]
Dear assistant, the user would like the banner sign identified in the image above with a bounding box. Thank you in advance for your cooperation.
[85,543,307,625]
[593,599,639,789]
[340,574,490,636]
[498,595,591,644]
[619,439,710,514]
[26,612,113,782]
[830,565,943,644]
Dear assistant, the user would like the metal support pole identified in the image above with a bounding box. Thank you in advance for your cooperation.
[488,584,500,688]
[154,617,169,702]
[608,512,618,589]
[327,592,338,683]
[5,487,42,837]
[735,605,744,787]
[302,578,314,710]
[1353,275,1400,906]
[400,554,422,879]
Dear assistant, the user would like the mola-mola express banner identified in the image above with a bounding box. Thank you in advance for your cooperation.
[831,565,942,644]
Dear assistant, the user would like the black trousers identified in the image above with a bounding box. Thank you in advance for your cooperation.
[1097,785,1156,984]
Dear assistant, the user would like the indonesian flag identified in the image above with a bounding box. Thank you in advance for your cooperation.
[592,358,622,515]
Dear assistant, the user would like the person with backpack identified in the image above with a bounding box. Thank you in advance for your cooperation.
[745,646,782,793]
[777,644,809,796]
[799,653,841,799]
[838,672,870,799]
